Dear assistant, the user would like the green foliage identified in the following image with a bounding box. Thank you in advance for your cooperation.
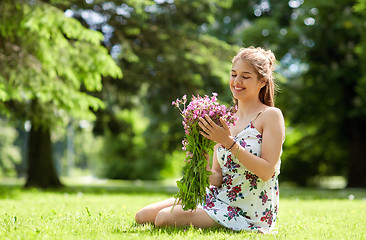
[0,0,122,188]
[275,0,365,185]
[0,0,122,129]
[63,0,236,180]
[93,109,152,180]
[160,150,186,179]
[51,120,104,177]
[354,0,366,116]
[218,0,366,186]
[0,120,21,177]
[3,0,364,186]
[174,127,213,210]
[72,124,104,174]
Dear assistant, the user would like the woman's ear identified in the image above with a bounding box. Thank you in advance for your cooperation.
[260,78,267,89]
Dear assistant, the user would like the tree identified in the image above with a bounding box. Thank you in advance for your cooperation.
[351,0,366,187]
[0,0,122,188]
[209,0,366,187]
[276,0,366,187]
[54,0,237,179]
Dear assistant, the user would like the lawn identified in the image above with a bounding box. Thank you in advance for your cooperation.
[0,179,365,240]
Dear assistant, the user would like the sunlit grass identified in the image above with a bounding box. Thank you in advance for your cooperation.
[0,180,365,239]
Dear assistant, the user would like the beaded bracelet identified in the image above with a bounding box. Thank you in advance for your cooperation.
[227,140,236,151]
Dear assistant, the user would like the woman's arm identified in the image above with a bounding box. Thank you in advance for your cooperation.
[199,107,285,181]
[207,144,223,187]
[230,108,285,181]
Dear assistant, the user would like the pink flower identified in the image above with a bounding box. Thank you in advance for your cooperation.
[172,93,238,209]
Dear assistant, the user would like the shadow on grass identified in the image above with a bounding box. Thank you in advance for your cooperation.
[278,183,366,200]
[0,179,177,198]
[0,185,23,199]
[1,179,366,200]
[122,222,242,236]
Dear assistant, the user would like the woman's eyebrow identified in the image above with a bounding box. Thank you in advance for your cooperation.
[231,69,252,75]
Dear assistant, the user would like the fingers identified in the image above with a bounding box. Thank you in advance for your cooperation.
[198,122,210,135]
[204,115,217,127]
[198,117,212,134]
[199,130,213,141]
[220,117,230,131]
[199,115,217,130]
[198,116,213,140]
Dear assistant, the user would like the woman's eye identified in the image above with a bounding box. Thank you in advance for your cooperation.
[231,74,249,79]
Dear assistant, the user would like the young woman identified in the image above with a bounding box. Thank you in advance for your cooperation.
[135,46,285,234]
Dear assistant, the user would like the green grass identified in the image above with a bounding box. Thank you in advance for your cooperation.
[0,179,366,239]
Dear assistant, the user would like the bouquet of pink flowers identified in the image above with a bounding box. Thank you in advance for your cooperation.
[172,93,237,210]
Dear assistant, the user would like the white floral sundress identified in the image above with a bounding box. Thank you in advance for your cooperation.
[198,119,281,234]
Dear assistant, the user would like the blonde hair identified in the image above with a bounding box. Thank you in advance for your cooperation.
[232,46,276,107]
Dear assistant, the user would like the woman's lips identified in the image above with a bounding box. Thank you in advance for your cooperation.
[232,85,245,92]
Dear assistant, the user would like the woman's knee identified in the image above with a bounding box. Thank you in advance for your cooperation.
[135,208,153,224]
[135,198,177,225]
[134,209,144,224]
[154,208,172,227]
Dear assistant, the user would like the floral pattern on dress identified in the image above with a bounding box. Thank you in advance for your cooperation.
[198,122,281,234]
[222,154,240,173]
[238,138,249,148]
[260,206,274,227]
[227,185,244,202]
[209,185,219,197]
[274,182,279,196]
[245,171,260,191]
[224,206,248,221]
[248,223,261,231]
[259,190,270,205]
[222,174,233,189]
[256,134,262,144]
[203,186,220,214]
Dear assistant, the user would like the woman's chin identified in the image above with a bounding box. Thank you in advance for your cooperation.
[231,91,244,99]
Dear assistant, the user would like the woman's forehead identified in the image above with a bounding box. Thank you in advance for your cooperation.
[232,60,255,74]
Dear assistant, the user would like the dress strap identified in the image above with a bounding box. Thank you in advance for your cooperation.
[251,108,268,124]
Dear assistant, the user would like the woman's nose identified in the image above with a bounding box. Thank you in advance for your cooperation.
[234,76,242,84]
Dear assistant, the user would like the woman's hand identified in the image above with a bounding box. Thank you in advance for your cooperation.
[198,115,233,148]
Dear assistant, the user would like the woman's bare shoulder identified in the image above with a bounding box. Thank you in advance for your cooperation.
[261,107,285,128]
[263,107,284,118]
[262,107,285,136]
[254,107,284,134]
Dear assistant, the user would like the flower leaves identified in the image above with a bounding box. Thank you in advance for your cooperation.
[172,93,237,210]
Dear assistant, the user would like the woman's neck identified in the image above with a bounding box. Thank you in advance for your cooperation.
[236,98,266,120]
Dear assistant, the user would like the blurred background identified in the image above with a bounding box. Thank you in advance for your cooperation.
[0,0,365,189]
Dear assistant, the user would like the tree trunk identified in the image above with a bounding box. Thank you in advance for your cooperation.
[25,124,63,188]
[347,116,366,188]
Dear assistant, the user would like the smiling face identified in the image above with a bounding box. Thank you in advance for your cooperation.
[230,59,265,103]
